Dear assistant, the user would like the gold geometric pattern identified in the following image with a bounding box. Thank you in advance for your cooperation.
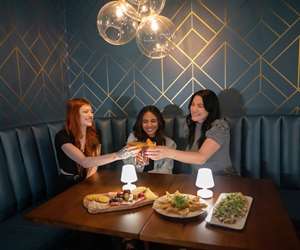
[68,0,299,116]
[0,1,68,129]
[1,0,299,130]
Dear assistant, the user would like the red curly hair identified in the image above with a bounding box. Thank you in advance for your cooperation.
[65,98,100,157]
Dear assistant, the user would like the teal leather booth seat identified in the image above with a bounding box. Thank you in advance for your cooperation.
[0,115,299,249]
[0,124,70,250]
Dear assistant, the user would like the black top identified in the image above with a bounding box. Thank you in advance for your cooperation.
[55,129,78,175]
[143,159,154,172]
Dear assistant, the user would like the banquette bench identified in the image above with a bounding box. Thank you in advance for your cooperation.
[0,115,299,249]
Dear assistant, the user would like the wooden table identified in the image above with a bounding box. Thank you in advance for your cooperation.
[26,171,175,239]
[140,175,300,250]
[26,171,300,250]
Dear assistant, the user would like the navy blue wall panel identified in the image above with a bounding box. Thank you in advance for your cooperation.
[0,0,68,129]
[65,0,300,117]
[0,0,299,129]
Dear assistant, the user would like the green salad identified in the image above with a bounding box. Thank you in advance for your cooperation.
[213,192,248,224]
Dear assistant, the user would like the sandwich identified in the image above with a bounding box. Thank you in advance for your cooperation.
[127,138,156,149]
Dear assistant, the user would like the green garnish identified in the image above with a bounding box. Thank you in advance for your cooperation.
[213,192,248,224]
[172,195,189,209]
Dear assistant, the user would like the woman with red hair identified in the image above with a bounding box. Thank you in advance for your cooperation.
[55,98,138,188]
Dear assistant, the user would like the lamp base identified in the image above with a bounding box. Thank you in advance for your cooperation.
[197,189,213,199]
[122,183,136,191]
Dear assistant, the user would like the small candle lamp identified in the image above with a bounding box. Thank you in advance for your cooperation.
[195,168,214,199]
[121,164,137,191]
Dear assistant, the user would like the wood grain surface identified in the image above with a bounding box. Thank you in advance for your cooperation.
[140,175,300,250]
[26,171,175,239]
[26,171,300,249]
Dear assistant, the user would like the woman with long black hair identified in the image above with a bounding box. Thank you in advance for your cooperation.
[146,90,234,175]
[124,105,176,174]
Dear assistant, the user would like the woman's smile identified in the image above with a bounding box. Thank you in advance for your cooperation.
[142,111,158,138]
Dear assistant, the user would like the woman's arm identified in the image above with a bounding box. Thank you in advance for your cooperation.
[122,133,137,166]
[61,143,139,168]
[146,119,230,165]
[151,138,177,174]
[146,138,220,165]
[86,166,98,178]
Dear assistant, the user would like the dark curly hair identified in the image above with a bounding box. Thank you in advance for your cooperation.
[133,105,166,145]
[186,90,220,148]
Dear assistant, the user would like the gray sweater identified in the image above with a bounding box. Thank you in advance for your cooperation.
[188,119,233,175]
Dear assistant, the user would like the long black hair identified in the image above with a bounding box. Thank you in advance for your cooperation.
[133,105,166,145]
[186,89,220,148]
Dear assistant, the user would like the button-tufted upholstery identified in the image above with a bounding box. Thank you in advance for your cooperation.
[0,115,299,249]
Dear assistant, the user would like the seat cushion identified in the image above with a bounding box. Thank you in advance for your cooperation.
[280,190,300,222]
[0,212,69,250]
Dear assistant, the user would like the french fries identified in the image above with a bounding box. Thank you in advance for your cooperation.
[153,191,207,216]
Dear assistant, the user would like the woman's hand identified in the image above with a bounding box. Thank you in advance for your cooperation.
[116,145,140,159]
[145,146,169,160]
[86,166,97,178]
[135,151,149,167]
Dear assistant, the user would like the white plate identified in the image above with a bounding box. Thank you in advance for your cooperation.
[153,194,208,218]
[206,193,253,230]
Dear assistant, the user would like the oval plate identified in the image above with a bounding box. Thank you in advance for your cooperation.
[153,194,208,218]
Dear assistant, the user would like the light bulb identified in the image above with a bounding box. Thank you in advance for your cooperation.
[116,6,124,18]
[151,20,159,31]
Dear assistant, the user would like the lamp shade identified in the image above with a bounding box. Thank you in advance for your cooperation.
[195,168,214,189]
[121,164,137,183]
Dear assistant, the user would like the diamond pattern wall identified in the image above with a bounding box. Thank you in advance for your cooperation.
[66,0,300,116]
[0,0,68,129]
[1,0,299,130]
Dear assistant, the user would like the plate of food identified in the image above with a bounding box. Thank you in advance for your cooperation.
[83,186,158,214]
[152,191,208,218]
[205,192,253,230]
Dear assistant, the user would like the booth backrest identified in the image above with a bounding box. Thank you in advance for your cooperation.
[226,116,299,188]
[0,115,299,222]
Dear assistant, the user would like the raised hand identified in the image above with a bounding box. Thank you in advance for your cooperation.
[116,145,140,159]
[135,150,149,167]
[145,146,168,160]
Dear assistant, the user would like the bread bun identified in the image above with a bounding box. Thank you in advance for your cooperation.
[84,194,110,203]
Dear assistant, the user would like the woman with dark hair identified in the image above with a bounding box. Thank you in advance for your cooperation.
[124,105,176,174]
[55,98,139,188]
[146,90,234,175]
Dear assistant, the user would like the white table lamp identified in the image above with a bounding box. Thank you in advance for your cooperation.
[121,164,137,191]
[196,168,214,199]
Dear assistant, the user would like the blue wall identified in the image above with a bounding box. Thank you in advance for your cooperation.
[0,0,299,129]
[0,0,68,129]
[66,0,300,117]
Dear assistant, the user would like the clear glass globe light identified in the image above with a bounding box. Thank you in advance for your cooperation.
[136,15,175,59]
[125,0,149,5]
[123,0,166,21]
[96,1,139,45]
